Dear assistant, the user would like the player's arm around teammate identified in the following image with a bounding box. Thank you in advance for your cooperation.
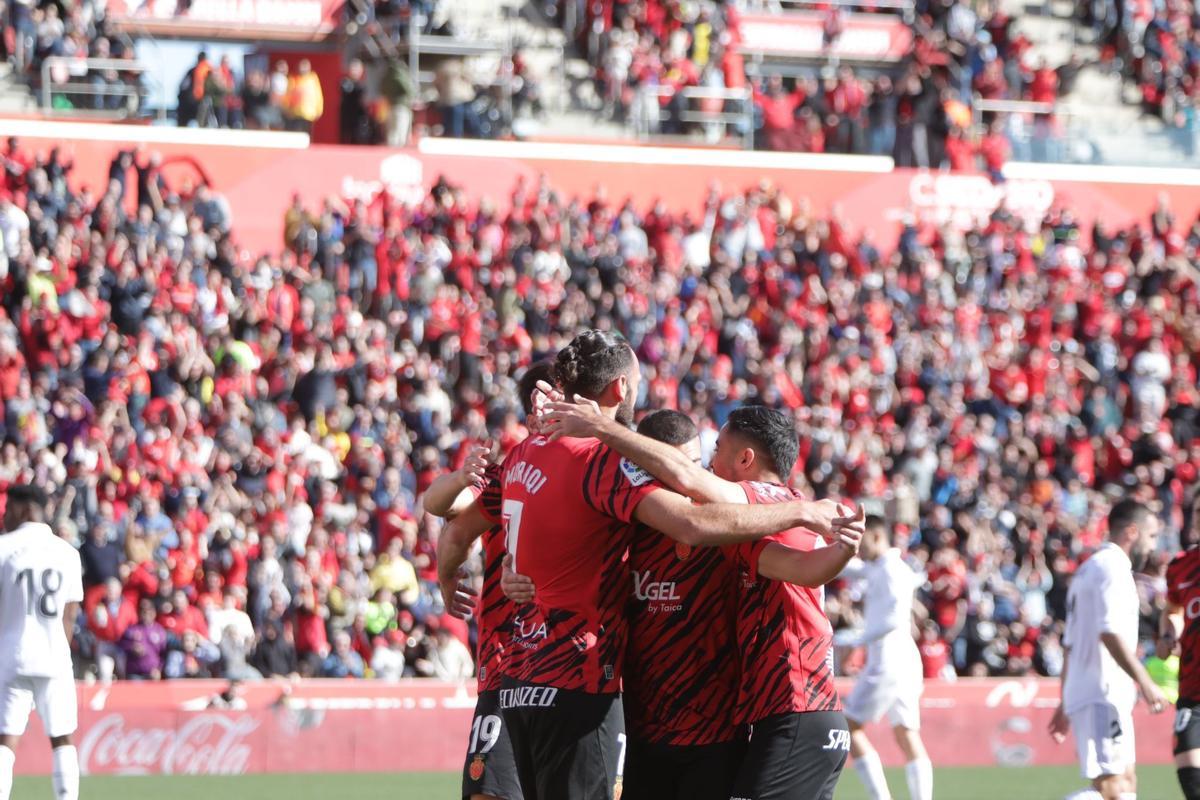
[541,395,866,571]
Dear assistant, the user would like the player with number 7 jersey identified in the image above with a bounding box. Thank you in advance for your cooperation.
[469,330,853,800]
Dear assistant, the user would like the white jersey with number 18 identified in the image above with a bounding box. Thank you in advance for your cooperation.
[0,523,84,678]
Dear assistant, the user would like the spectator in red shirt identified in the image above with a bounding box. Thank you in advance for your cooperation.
[978,120,1011,182]
[753,74,805,152]
[85,577,137,681]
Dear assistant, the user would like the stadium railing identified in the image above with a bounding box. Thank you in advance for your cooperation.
[39,57,164,122]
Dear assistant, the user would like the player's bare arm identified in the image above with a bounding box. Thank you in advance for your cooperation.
[436,499,491,619]
[423,444,489,519]
[1160,599,1184,647]
[1050,648,1071,743]
[62,602,80,647]
[544,396,866,543]
[757,539,860,588]
[632,487,855,548]
[1100,631,1167,713]
[543,396,746,504]
[501,555,535,604]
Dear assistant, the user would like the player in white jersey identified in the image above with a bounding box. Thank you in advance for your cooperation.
[837,516,931,800]
[1050,499,1167,800]
[0,485,84,800]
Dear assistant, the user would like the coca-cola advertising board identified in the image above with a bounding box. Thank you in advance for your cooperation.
[11,679,1175,775]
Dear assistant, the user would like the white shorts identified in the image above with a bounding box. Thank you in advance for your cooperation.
[1069,702,1135,780]
[0,673,78,738]
[843,671,922,731]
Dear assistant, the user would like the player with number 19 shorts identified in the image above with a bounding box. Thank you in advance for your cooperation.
[1163,494,1200,800]
[463,469,524,800]
[465,331,845,800]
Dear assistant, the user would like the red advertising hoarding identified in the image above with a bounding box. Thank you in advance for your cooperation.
[737,12,914,62]
[106,0,343,41]
[4,128,1200,260]
[10,679,1176,776]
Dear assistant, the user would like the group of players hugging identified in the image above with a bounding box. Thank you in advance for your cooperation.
[427,329,1200,800]
[0,328,1195,800]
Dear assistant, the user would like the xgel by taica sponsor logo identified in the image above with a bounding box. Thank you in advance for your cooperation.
[499,686,559,710]
[631,570,683,614]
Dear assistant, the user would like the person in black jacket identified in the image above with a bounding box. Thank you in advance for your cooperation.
[249,620,299,678]
[339,59,372,145]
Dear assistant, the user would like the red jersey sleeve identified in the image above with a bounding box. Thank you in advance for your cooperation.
[1168,551,1187,606]
[580,445,660,524]
[725,483,770,580]
[478,462,503,524]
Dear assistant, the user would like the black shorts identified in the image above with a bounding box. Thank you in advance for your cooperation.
[499,678,625,800]
[729,711,849,800]
[463,690,524,800]
[624,735,747,800]
[1176,699,1200,756]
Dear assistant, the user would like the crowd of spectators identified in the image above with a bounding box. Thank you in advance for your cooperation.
[581,0,1097,168]
[1081,0,1200,149]
[176,53,325,133]
[0,131,1199,682]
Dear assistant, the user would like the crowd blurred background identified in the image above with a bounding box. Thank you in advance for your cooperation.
[0,128,1197,683]
[0,0,1195,162]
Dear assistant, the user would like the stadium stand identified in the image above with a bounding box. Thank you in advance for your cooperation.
[0,129,1197,684]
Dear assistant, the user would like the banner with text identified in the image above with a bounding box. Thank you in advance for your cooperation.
[10,679,1176,775]
[6,131,1200,257]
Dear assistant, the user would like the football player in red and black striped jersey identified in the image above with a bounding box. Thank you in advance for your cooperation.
[431,359,555,800]
[540,401,863,800]
[1161,493,1200,800]
[444,330,857,800]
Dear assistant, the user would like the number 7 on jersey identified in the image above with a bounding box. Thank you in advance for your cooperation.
[502,499,524,571]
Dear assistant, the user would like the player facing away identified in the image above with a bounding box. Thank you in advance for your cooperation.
[1050,499,1167,800]
[445,330,859,800]
[838,516,931,800]
[0,484,84,800]
[540,399,863,800]
[1160,493,1200,800]
[430,359,555,800]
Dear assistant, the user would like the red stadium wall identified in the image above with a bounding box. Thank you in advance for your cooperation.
[11,679,1175,775]
[7,131,1200,257]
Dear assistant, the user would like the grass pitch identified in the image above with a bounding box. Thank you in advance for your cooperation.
[11,764,1183,799]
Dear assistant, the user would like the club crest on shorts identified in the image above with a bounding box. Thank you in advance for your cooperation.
[469,755,485,781]
[613,776,623,800]
[675,541,692,560]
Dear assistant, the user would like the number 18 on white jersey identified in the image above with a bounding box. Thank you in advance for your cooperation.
[0,523,84,678]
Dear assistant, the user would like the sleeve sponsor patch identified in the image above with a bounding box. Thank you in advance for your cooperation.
[619,457,654,487]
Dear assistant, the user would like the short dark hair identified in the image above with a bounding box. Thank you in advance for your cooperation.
[553,330,635,401]
[725,405,799,478]
[1109,499,1151,535]
[865,514,887,533]
[637,410,697,446]
[517,359,556,417]
[5,484,48,509]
